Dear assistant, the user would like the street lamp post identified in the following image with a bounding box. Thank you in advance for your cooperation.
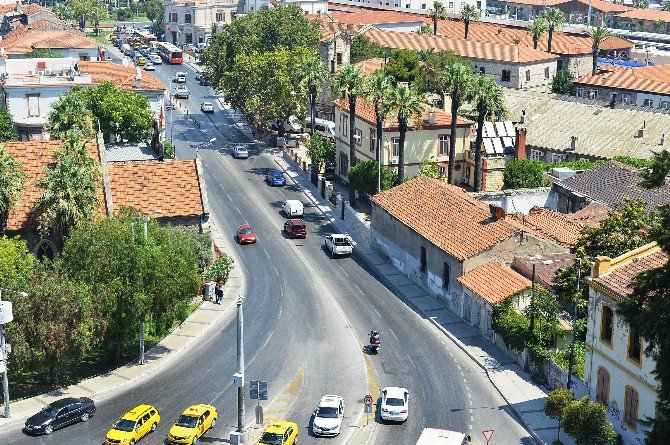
[237,297,246,440]
[131,217,150,365]
[169,90,174,146]
[0,288,27,418]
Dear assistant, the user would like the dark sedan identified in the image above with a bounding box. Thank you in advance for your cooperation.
[24,397,95,435]
[265,170,286,187]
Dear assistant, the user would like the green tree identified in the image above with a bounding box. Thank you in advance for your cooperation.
[300,54,328,164]
[465,75,505,192]
[633,0,650,8]
[48,88,96,140]
[461,4,480,39]
[204,255,235,285]
[418,157,444,180]
[34,133,102,238]
[66,0,108,30]
[306,133,335,175]
[428,1,447,35]
[142,0,165,37]
[545,388,575,444]
[418,24,433,35]
[389,84,425,185]
[588,27,613,75]
[527,17,549,50]
[383,49,422,84]
[0,108,15,143]
[562,397,616,445]
[502,159,548,189]
[444,63,472,184]
[25,48,63,58]
[552,70,574,95]
[0,145,26,233]
[415,50,465,96]
[640,150,670,188]
[663,0,670,11]
[347,160,396,195]
[543,7,565,53]
[364,70,394,168]
[333,64,365,203]
[350,34,385,64]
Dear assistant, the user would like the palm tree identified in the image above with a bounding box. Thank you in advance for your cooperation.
[300,55,328,182]
[333,64,365,203]
[443,63,472,185]
[588,26,613,75]
[35,132,102,239]
[428,1,447,36]
[389,84,425,186]
[48,89,95,140]
[543,7,565,53]
[527,17,549,50]
[465,75,505,192]
[364,71,393,170]
[460,4,480,39]
[0,145,26,234]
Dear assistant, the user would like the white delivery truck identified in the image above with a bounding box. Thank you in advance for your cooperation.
[416,428,469,445]
[281,200,304,217]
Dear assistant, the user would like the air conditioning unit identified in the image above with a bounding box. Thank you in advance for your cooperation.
[43,69,52,76]
[391,157,398,164]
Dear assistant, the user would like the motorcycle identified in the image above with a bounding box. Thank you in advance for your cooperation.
[369,332,380,354]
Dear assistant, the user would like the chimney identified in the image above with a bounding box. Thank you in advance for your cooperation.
[135,66,142,89]
[515,127,526,159]
[489,204,506,221]
[443,93,452,113]
[428,108,436,125]
[520,109,526,124]
[15,1,20,12]
[609,92,617,109]
[570,135,578,151]
[661,133,665,146]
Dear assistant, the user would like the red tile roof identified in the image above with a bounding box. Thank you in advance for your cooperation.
[512,253,576,291]
[334,97,472,130]
[617,7,670,22]
[107,160,205,218]
[4,140,102,231]
[0,29,98,54]
[505,206,587,248]
[565,201,610,227]
[575,0,631,12]
[458,262,531,305]
[372,176,519,260]
[330,9,426,26]
[353,57,386,76]
[78,61,165,91]
[574,64,670,96]
[593,247,668,299]
[21,4,52,15]
[364,28,557,64]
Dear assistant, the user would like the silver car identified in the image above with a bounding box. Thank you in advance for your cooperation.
[232,145,249,159]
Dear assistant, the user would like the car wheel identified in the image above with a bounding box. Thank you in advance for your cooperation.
[193,435,199,444]
[151,423,157,433]
[211,418,217,428]
[44,425,53,435]
[130,440,136,445]
[81,412,90,422]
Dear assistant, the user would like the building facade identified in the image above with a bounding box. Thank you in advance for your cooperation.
[164,0,241,46]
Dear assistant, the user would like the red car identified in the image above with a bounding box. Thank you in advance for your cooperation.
[284,219,307,239]
[237,224,257,244]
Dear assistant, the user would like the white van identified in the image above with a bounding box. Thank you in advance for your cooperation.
[281,200,304,217]
[416,428,469,445]
[305,117,336,142]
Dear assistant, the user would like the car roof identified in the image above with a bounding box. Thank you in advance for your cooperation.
[288,219,305,225]
[264,421,298,434]
[270,170,283,175]
[235,145,248,150]
[182,404,215,416]
[122,404,155,420]
[319,395,343,407]
[203,101,213,105]
[383,387,408,398]
[239,223,252,230]
[51,397,81,408]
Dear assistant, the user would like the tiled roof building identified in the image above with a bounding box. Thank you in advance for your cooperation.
[512,252,576,292]
[79,61,165,92]
[0,29,98,55]
[505,206,587,248]
[458,262,531,305]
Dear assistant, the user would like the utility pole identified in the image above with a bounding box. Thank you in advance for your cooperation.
[169,90,174,145]
[567,258,581,390]
[132,217,150,365]
[237,297,246,441]
[524,264,536,373]
[0,289,9,419]
[377,128,383,194]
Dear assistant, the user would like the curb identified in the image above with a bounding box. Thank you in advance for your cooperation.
[274,153,546,445]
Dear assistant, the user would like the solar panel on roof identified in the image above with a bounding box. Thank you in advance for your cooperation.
[492,137,504,155]
[503,136,515,148]
[484,122,496,138]
[495,122,507,137]
[484,138,495,155]
[504,121,516,136]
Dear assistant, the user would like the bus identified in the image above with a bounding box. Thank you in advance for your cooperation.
[157,42,183,64]
[134,30,157,45]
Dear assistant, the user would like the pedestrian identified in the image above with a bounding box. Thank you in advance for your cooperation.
[215,283,224,304]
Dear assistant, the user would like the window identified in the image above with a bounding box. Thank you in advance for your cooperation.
[185,33,193,44]
[370,128,376,152]
[216,12,224,21]
[628,325,642,363]
[530,149,543,160]
[448,1,454,8]
[544,67,550,79]
[26,94,40,117]
[353,128,362,146]
[442,262,450,289]
[439,134,449,155]
[551,153,565,163]
[78,54,90,61]
[662,101,670,109]
[391,138,400,161]
[576,87,584,97]
[501,70,511,82]
[622,93,631,104]
[184,13,192,23]
[600,305,614,345]
[170,12,178,22]
[525,70,531,82]
[420,246,427,273]
[440,165,446,177]
[421,2,427,8]
[624,386,639,430]
[557,59,563,71]
[596,367,610,407]
[479,66,485,74]
[342,115,348,137]
[643,98,654,107]
[589,89,598,99]
[406,3,411,7]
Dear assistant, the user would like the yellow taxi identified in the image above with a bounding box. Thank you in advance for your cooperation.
[258,421,299,445]
[104,404,160,445]
[136,56,147,66]
[166,404,218,444]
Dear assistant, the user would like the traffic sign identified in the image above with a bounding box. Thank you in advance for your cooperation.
[363,395,373,406]
[250,381,268,400]
[482,430,495,443]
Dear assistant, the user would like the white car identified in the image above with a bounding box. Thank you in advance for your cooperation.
[174,71,187,83]
[324,234,354,257]
[174,85,189,99]
[144,62,155,71]
[232,145,249,159]
[313,395,344,437]
[150,54,162,64]
[201,101,214,113]
[381,387,409,422]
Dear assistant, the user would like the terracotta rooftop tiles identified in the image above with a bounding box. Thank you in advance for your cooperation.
[574,64,670,96]
[22,4,52,15]
[512,253,576,291]
[617,7,670,22]
[594,247,668,299]
[353,57,386,76]
[575,0,631,12]
[0,29,98,54]
[330,9,426,26]
[505,206,587,248]
[107,160,205,218]
[78,61,165,91]
[372,176,519,260]
[4,140,102,231]
[458,262,531,305]
[565,201,610,227]
[364,28,558,64]
[333,97,472,130]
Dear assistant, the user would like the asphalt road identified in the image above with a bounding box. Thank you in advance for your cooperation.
[0,54,535,445]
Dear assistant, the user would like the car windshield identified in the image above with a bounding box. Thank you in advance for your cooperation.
[112,419,136,432]
[259,432,283,445]
[333,238,351,246]
[40,405,59,417]
[271,172,282,177]
[236,147,248,152]
[317,406,339,418]
[239,228,253,234]
[175,415,198,428]
[385,397,405,407]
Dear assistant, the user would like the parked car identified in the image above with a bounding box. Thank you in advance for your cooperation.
[144,61,155,71]
[304,117,336,141]
[324,234,354,257]
[174,85,190,99]
[284,219,307,239]
[258,421,298,445]
[271,116,302,134]
[201,101,215,113]
[281,200,303,217]
[265,170,286,187]
[237,224,257,244]
[380,387,409,422]
[312,395,344,437]
[232,145,249,159]
[104,404,160,445]
[166,404,217,445]
[24,397,96,435]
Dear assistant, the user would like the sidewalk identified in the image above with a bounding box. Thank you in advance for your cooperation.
[0,216,244,429]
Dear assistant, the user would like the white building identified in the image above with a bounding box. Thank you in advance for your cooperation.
[164,0,242,46]
[585,242,664,445]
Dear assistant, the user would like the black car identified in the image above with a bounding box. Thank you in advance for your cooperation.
[24,397,95,435]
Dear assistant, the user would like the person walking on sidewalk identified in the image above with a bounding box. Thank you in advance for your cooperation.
[215,282,224,304]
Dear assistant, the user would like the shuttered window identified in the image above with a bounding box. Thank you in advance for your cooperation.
[624,386,639,430]
[600,305,614,345]
[595,367,610,407]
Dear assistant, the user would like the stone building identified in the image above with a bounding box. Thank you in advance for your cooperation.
[164,0,242,46]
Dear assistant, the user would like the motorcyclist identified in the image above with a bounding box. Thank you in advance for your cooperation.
[369,330,380,345]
